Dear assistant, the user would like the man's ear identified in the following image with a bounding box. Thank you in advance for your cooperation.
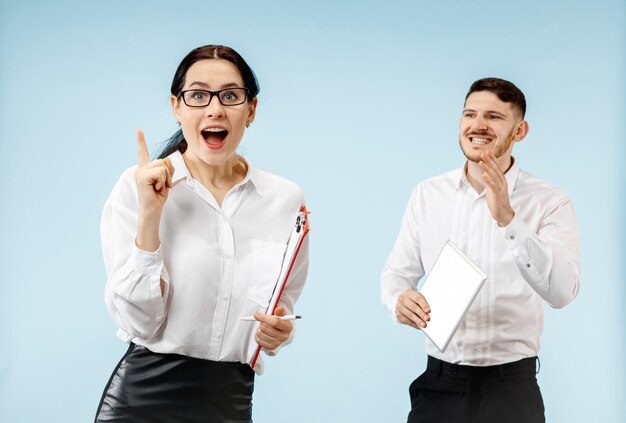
[514,120,529,142]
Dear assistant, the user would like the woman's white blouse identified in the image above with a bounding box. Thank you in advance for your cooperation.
[101,151,308,374]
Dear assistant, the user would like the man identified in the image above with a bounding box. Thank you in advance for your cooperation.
[381,78,580,423]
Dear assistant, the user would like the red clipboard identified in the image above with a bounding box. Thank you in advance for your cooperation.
[250,205,310,369]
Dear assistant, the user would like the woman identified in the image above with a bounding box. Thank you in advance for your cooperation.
[95,45,309,423]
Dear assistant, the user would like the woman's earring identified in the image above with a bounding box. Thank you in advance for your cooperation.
[245,122,250,128]
[176,121,181,126]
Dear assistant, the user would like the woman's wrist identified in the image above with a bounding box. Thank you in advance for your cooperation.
[136,212,162,252]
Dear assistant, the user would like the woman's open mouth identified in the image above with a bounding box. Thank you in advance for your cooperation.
[201,128,228,149]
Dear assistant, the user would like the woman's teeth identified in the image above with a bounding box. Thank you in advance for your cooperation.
[201,128,228,142]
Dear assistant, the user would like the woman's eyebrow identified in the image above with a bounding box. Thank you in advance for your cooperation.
[187,81,241,89]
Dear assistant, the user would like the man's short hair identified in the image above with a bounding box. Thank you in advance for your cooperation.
[465,78,526,118]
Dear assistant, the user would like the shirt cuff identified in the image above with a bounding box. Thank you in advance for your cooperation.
[500,214,545,289]
[501,214,532,249]
[131,244,164,276]
[390,292,402,325]
[131,244,170,316]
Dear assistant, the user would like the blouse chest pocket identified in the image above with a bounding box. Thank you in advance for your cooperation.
[248,239,287,308]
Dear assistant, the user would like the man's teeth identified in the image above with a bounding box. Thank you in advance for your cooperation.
[471,137,490,144]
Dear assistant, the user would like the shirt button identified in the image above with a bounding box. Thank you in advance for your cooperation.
[526,263,531,268]
[222,296,228,301]
[509,235,515,240]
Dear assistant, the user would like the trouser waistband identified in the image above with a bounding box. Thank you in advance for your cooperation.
[427,355,538,379]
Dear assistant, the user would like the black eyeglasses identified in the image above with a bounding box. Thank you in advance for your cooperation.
[179,88,249,107]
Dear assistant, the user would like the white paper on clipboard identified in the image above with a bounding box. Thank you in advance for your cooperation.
[248,206,310,369]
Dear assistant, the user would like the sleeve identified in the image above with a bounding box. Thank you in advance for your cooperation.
[501,195,581,308]
[380,186,426,322]
[100,171,171,340]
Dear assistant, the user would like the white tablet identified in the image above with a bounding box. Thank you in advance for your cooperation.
[420,240,487,352]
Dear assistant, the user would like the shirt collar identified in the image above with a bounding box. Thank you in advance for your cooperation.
[457,157,520,196]
[168,150,191,184]
[167,150,264,196]
[236,156,265,197]
[456,167,469,191]
[504,158,520,196]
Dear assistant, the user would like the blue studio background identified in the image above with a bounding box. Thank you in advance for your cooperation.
[0,0,624,421]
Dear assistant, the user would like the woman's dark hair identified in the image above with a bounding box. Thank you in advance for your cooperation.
[157,45,260,159]
[464,77,526,118]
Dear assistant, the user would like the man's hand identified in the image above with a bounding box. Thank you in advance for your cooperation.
[479,151,514,227]
[396,289,431,329]
[254,306,293,351]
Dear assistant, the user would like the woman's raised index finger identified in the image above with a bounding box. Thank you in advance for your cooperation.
[136,128,150,166]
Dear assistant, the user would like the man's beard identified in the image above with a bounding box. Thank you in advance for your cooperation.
[459,127,516,162]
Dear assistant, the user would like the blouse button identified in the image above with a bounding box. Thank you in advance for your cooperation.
[509,235,515,240]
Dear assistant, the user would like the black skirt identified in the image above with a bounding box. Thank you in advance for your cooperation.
[94,343,255,423]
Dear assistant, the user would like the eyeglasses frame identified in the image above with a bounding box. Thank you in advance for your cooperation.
[178,87,250,108]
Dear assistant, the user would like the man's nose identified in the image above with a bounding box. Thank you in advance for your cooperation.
[471,115,488,132]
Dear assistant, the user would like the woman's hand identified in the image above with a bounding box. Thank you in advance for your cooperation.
[134,129,175,252]
[135,129,175,215]
[254,306,293,351]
